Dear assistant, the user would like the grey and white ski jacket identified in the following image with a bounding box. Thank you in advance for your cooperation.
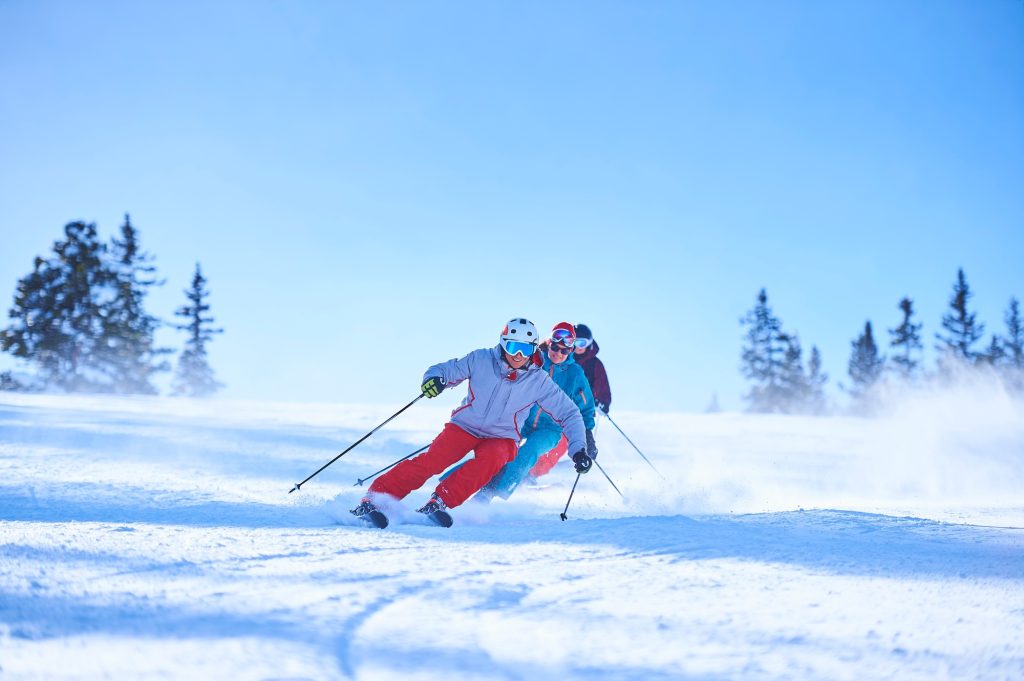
[424,345,587,456]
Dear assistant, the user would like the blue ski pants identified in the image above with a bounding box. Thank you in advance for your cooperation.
[484,427,564,499]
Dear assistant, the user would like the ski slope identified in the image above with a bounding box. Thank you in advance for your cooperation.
[1,389,1023,680]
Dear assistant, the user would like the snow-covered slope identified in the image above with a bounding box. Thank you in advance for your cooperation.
[1,391,1022,680]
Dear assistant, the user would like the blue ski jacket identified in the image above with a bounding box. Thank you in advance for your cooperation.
[521,344,596,437]
[423,345,587,456]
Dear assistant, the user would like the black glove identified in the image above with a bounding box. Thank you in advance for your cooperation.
[585,429,598,460]
[572,450,592,474]
[421,376,446,398]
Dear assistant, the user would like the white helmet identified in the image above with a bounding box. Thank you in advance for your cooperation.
[500,318,539,344]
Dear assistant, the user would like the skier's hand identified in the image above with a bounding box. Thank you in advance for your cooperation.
[421,376,446,398]
[596,401,608,415]
[572,450,592,474]
[585,429,598,460]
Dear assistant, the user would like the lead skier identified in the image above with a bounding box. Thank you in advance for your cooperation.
[351,318,592,527]
[474,322,598,501]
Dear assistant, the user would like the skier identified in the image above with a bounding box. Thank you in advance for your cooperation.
[472,322,598,500]
[351,318,593,528]
[573,323,612,413]
[526,322,612,480]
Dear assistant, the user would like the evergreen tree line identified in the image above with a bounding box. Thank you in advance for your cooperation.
[740,268,1023,415]
[0,216,223,397]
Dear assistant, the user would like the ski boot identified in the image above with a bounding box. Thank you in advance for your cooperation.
[417,494,454,528]
[350,498,388,529]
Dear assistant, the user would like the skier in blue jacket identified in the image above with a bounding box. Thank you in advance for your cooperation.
[476,321,598,501]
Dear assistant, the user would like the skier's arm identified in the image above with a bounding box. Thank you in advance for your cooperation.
[422,349,480,389]
[537,380,586,457]
[592,359,611,413]
[574,369,597,431]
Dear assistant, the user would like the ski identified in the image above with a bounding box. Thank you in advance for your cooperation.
[422,509,453,528]
[350,499,389,528]
[363,509,389,529]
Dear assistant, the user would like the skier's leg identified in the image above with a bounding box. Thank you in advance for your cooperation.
[528,435,569,478]
[369,423,476,501]
[433,437,518,508]
[487,428,564,499]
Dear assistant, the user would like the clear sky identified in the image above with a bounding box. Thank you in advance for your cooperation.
[1,1,1022,412]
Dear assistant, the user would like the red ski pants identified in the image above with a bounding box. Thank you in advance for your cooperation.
[369,423,518,508]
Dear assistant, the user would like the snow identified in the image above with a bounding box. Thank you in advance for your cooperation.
[1,390,1023,680]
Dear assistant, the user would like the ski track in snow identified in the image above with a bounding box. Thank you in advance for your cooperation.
[1,393,1023,680]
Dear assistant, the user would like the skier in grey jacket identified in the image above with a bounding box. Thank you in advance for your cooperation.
[354,318,592,524]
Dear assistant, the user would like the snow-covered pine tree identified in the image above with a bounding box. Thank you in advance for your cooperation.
[0,222,111,391]
[740,289,788,413]
[888,297,923,381]
[935,268,985,367]
[97,214,171,393]
[848,321,885,405]
[172,263,223,397]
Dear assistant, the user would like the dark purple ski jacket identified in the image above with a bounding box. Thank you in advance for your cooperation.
[575,340,612,412]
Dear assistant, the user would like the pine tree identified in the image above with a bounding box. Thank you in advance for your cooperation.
[740,289,787,412]
[96,215,172,393]
[889,297,923,380]
[1003,298,1023,371]
[848,321,885,401]
[935,268,985,365]
[778,332,809,412]
[1001,298,1023,392]
[978,336,1005,367]
[1,222,110,391]
[805,345,828,415]
[172,263,223,397]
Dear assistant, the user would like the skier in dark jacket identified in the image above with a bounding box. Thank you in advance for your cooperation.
[573,323,612,413]
[351,318,592,528]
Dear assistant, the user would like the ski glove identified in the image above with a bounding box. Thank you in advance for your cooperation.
[596,401,609,415]
[585,429,598,460]
[421,376,446,398]
[572,450,593,474]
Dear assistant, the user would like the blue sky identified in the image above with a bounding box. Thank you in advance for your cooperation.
[1,1,1022,412]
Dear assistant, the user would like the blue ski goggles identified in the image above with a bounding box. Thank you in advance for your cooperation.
[550,328,576,348]
[574,337,592,349]
[501,339,537,358]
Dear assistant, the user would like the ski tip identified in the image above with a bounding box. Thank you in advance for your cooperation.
[361,510,389,529]
[426,510,453,528]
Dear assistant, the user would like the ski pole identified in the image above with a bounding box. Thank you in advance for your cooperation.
[560,473,581,521]
[289,394,425,493]
[593,459,625,499]
[354,444,430,486]
[597,408,665,479]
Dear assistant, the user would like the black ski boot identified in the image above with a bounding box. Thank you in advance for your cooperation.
[417,494,454,528]
[350,498,388,529]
